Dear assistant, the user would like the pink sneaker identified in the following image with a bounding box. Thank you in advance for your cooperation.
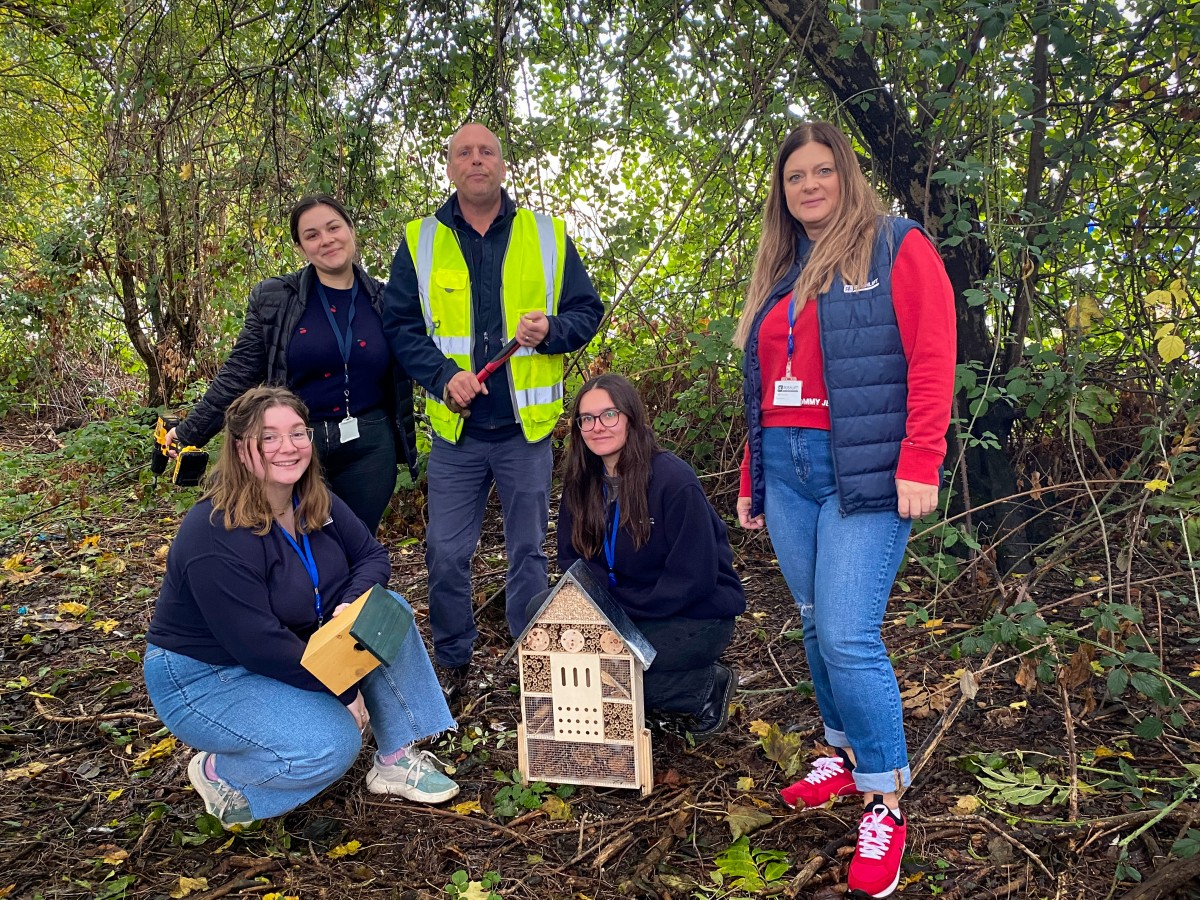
[847,797,907,897]
[780,755,861,809]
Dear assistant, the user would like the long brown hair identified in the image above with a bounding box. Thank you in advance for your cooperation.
[203,386,331,535]
[734,121,887,349]
[563,374,659,557]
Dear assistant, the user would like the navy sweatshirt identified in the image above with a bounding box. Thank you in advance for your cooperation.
[146,494,391,703]
[558,451,746,621]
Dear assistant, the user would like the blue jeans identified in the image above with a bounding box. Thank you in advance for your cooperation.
[425,433,553,667]
[762,427,912,794]
[313,409,397,534]
[143,596,455,820]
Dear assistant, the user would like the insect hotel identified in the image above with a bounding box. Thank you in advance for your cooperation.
[507,560,657,796]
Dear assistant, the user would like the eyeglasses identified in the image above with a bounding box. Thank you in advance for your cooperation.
[577,408,623,432]
[259,428,314,452]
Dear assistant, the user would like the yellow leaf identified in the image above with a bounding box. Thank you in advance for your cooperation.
[0,884,15,898]
[737,776,755,791]
[747,719,772,738]
[749,611,768,620]
[1087,575,1103,583]
[169,876,208,898]
[1094,746,1134,761]
[27,692,58,700]
[1190,669,1200,678]
[1170,279,1189,303]
[179,162,194,181]
[327,839,361,858]
[3,762,48,781]
[1066,295,1102,330]
[101,848,128,866]
[107,789,124,802]
[953,795,980,814]
[79,534,100,549]
[1009,700,1028,710]
[1154,322,1176,339]
[133,735,178,768]
[58,602,88,617]
[458,882,494,900]
[921,618,945,629]
[92,619,120,634]
[541,794,573,821]
[1146,290,1174,308]
[450,799,483,816]
[1145,479,1170,492]
[1158,334,1186,364]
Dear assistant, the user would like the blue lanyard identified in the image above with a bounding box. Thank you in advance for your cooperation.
[316,279,359,413]
[278,498,322,622]
[602,484,619,588]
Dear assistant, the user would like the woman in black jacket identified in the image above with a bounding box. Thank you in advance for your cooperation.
[165,196,417,533]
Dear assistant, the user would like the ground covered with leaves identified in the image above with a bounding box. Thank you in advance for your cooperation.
[1,427,1199,900]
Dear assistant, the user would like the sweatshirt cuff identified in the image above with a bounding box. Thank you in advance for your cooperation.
[739,445,752,497]
[896,444,944,486]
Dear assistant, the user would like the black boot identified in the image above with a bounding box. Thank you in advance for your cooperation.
[435,662,470,706]
[690,664,737,741]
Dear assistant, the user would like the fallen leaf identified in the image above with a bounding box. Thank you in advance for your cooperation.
[3,762,48,781]
[959,669,980,700]
[1093,746,1134,761]
[327,840,361,858]
[169,876,208,898]
[1014,658,1039,692]
[133,735,178,769]
[58,601,88,617]
[737,776,755,792]
[99,847,128,866]
[753,721,805,775]
[458,882,495,900]
[541,794,573,821]
[724,802,773,840]
[107,789,124,802]
[450,799,483,816]
[79,534,101,549]
[747,719,772,738]
[1058,645,1094,691]
[953,795,980,814]
[92,619,120,634]
[1144,479,1170,492]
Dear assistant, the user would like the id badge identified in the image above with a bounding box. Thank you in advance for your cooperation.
[773,378,803,407]
[339,416,360,443]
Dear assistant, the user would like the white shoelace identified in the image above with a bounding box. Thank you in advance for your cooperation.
[856,806,896,860]
[400,746,441,787]
[804,756,846,784]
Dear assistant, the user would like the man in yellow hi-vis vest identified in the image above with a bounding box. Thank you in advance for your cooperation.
[382,124,603,702]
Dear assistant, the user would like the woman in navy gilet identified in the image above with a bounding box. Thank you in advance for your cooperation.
[736,122,956,899]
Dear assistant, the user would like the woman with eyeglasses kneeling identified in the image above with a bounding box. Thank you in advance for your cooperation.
[532,373,745,741]
[143,386,457,829]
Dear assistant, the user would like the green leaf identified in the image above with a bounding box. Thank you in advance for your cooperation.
[724,803,773,841]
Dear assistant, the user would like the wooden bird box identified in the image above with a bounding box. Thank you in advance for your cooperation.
[506,561,657,796]
[301,584,413,694]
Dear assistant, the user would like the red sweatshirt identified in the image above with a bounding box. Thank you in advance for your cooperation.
[740,229,956,496]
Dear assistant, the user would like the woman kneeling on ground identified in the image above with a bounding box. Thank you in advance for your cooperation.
[144,386,458,827]
[530,373,745,741]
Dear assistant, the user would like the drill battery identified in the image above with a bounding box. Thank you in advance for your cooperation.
[152,416,208,487]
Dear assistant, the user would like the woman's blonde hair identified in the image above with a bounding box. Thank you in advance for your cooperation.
[734,122,887,349]
[203,386,331,535]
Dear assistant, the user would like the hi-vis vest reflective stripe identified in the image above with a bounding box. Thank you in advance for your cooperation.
[406,208,567,443]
